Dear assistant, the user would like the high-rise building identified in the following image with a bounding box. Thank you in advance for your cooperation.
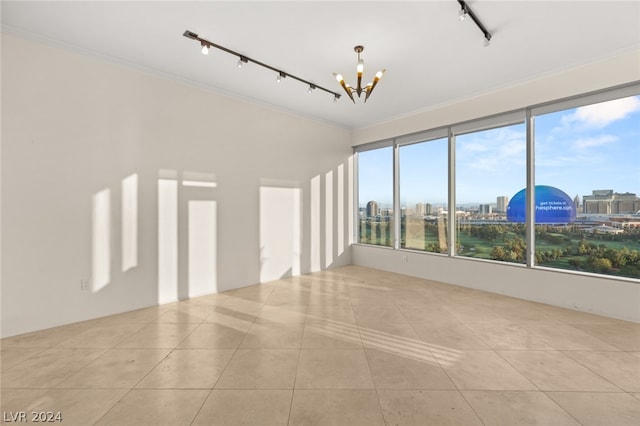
[479,204,492,214]
[496,196,509,213]
[380,208,393,217]
[583,190,640,214]
[366,200,379,217]
[415,203,426,217]
[425,203,433,215]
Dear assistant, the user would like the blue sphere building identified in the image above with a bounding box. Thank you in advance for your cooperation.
[507,185,576,224]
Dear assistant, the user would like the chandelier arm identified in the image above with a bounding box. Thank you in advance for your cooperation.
[364,83,375,103]
[339,80,356,103]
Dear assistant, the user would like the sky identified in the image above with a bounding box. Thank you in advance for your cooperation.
[359,95,640,208]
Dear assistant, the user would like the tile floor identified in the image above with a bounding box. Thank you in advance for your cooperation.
[1,265,640,425]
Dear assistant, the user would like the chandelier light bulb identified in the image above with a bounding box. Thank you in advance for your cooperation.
[357,59,364,74]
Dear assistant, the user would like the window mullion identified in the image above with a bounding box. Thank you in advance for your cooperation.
[448,127,456,257]
[352,151,359,245]
[393,141,401,249]
[525,109,536,267]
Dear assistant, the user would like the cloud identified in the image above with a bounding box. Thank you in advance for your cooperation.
[572,134,618,149]
[562,96,640,129]
[460,142,488,153]
[468,138,526,173]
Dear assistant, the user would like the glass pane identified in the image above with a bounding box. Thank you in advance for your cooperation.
[358,147,393,246]
[399,138,448,252]
[535,95,640,279]
[455,123,527,262]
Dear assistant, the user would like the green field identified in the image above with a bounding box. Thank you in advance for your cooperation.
[360,219,640,279]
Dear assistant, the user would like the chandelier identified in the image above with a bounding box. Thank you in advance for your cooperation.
[333,46,385,103]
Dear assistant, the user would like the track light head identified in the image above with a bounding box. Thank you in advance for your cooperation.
[458,6,468,21]
[201,42,210,55]
[237,57,248,68]
[308,84,316,94]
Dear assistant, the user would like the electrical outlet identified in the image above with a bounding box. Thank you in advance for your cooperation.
[80,279,90,291]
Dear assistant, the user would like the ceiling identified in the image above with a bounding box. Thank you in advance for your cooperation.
[2,1,639,129]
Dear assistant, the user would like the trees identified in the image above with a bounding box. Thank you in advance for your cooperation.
[489,236,525,263]
[491,246,507,261]
[589,257,613,273]
[364,218,640,278]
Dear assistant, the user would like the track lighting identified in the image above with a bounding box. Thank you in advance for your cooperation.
[457,0,493,46]
[183,30,342,103]
[333,45,385,104]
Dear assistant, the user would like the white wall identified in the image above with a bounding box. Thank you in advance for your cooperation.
[353,245,640,323]
[351,49,640,323]
[1,34,353,337]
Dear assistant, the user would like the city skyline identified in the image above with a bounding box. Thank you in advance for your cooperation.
[359,95,640,208]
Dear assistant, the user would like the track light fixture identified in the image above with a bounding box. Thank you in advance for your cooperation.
[333,45,385,104]
[183,30,341,102]
[456,0,492,47]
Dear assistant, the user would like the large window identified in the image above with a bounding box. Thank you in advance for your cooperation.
[455,123,526,263]
[534,95,640,279]
[358,146,393,246]
[399,138,448,252]
[354,83,639,281]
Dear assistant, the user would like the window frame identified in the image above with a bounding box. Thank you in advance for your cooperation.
[397,131,449,253]
[353,81,640,282]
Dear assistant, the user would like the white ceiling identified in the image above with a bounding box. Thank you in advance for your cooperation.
[2,1,639,129]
